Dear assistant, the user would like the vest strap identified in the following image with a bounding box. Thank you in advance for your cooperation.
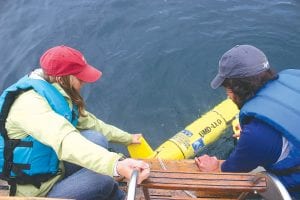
[7,178,16,196]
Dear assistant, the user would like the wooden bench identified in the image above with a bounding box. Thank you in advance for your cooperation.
[138,159,291,200]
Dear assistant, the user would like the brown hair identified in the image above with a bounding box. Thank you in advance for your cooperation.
[44,74,86,117]
[222,69,278,109]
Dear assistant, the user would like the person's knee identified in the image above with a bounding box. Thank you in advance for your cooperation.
[80,130,109,148]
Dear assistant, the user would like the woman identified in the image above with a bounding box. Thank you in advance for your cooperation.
[0,45,150,199]
[195,45,300,198]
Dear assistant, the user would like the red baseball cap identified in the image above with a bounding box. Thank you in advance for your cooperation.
[40,45,102,83]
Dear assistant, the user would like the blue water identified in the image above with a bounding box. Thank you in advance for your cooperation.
[1,0,300,158]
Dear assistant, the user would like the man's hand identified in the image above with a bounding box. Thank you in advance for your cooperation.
[194,154,221,172]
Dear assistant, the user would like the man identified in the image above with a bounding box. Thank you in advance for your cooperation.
[195,45,300,198]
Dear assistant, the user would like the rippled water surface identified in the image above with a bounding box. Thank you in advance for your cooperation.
[1,0,300,157]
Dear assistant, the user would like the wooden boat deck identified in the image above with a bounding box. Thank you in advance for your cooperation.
[0,159,291,199]
[130,159,265,200]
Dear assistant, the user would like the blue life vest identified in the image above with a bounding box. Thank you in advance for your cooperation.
[240,69,300,190]
[0,74,78,192]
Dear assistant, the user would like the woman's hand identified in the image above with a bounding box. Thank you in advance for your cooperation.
[131,133,142,144]
[232,123,241,138]
[194,154,221,172]
[116,158,150,184]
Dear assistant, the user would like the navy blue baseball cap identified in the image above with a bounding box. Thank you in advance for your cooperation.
[211,45,270,89]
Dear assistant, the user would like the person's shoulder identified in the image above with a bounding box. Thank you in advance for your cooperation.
[18,89,45,100]
[248,118,269,126]
[13,89,49,108]
[243,118,281,137]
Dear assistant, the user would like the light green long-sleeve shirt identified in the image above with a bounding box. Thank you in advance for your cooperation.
[5,83,133,196]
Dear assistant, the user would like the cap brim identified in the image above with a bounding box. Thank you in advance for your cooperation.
[210,74,225,89]
[75,64,102,83]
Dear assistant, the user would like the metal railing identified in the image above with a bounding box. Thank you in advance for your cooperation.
[126,169,139,200]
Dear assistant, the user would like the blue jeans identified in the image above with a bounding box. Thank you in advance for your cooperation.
[47,130,125,200]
